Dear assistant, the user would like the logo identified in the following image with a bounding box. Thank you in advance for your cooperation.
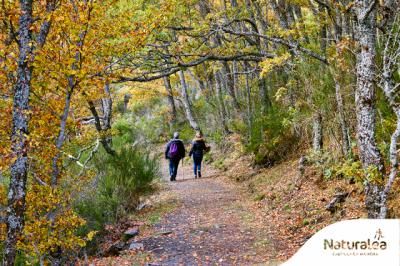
[323,229,387,256]
[282,219,400,266]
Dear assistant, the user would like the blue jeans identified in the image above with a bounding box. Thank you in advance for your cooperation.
[169,159,180,180]
[193,157,202,177]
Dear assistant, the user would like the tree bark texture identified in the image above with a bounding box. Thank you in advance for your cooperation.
[312,112,323,152]
[354,0,384,218]
[4,1,33,264]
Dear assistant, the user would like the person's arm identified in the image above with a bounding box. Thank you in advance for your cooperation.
[189,142,194,157]
[165,142,170,159]
[180,141,186,158]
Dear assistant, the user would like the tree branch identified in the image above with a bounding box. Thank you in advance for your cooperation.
[116,53,272,83]
[220,27,329,65]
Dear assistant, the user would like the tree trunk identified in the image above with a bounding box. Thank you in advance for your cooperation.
[245,70,253,138]
[270,0,291,30]
[334,77,351,157]
[163,76,177,124]
[312,112,323,152]
[215,71,231,134]
[101,83,113,131]
[379,108,400,218]
[123,94,131,113]
[318,5,327,54]
[178,70,200,131]
[51,12,91,185]
[354,0,384,218]
[249,0,269,50]
[101,83,113,149]
[221,62,240,111]
[198,0,211,17]
[51,87,73,186]
[378,13,400,218]
[51,59,79,186]
[4,1,33,264]
[258,75,272,113]
[87,96,116,156]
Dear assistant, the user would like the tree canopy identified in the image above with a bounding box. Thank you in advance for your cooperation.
[0,0,399,264]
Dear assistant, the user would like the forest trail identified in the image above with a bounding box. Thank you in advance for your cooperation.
[122,158,280,265]
[132,159,280,265]
[90,158,283,266]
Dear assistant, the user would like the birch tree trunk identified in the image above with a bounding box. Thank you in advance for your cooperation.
[101,83,113,132]
[312,112,323,152]
[4,1,33,264]
[354,0,384,218]
[178,70,200,131]
[378,10,400,218]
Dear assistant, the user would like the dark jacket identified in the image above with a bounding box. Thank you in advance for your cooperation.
[165,139,186,160]
[189,138,206,159]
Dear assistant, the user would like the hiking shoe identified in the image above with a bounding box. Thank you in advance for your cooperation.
[198,172,201,178]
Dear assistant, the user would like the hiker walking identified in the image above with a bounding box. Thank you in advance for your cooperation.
[165,132,186,181]
[189,131,209,179]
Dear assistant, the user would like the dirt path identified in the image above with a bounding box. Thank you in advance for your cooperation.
[133,160,280,265]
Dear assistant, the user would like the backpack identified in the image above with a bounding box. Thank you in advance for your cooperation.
[168,141,180,159]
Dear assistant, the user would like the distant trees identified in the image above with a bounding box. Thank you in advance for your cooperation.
[116,0,400,218]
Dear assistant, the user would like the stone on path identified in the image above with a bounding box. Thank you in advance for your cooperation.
[129,242,144,251]
[123,227,139,241]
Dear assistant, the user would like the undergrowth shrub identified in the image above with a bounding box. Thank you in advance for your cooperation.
[75,147,160,236]
[247,108,299,166]
[113,118,137,147]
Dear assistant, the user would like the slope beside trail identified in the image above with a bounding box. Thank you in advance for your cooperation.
[135,159,281,265]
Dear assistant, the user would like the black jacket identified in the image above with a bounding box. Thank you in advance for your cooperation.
[165,139,186,160]
[189,138,206,158]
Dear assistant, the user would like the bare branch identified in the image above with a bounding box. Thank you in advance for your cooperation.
[78,139,100,176]
[116,52,272,83]
[220,27,329,65]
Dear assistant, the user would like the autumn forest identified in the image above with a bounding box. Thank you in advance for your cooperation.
[0,0,400,265]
